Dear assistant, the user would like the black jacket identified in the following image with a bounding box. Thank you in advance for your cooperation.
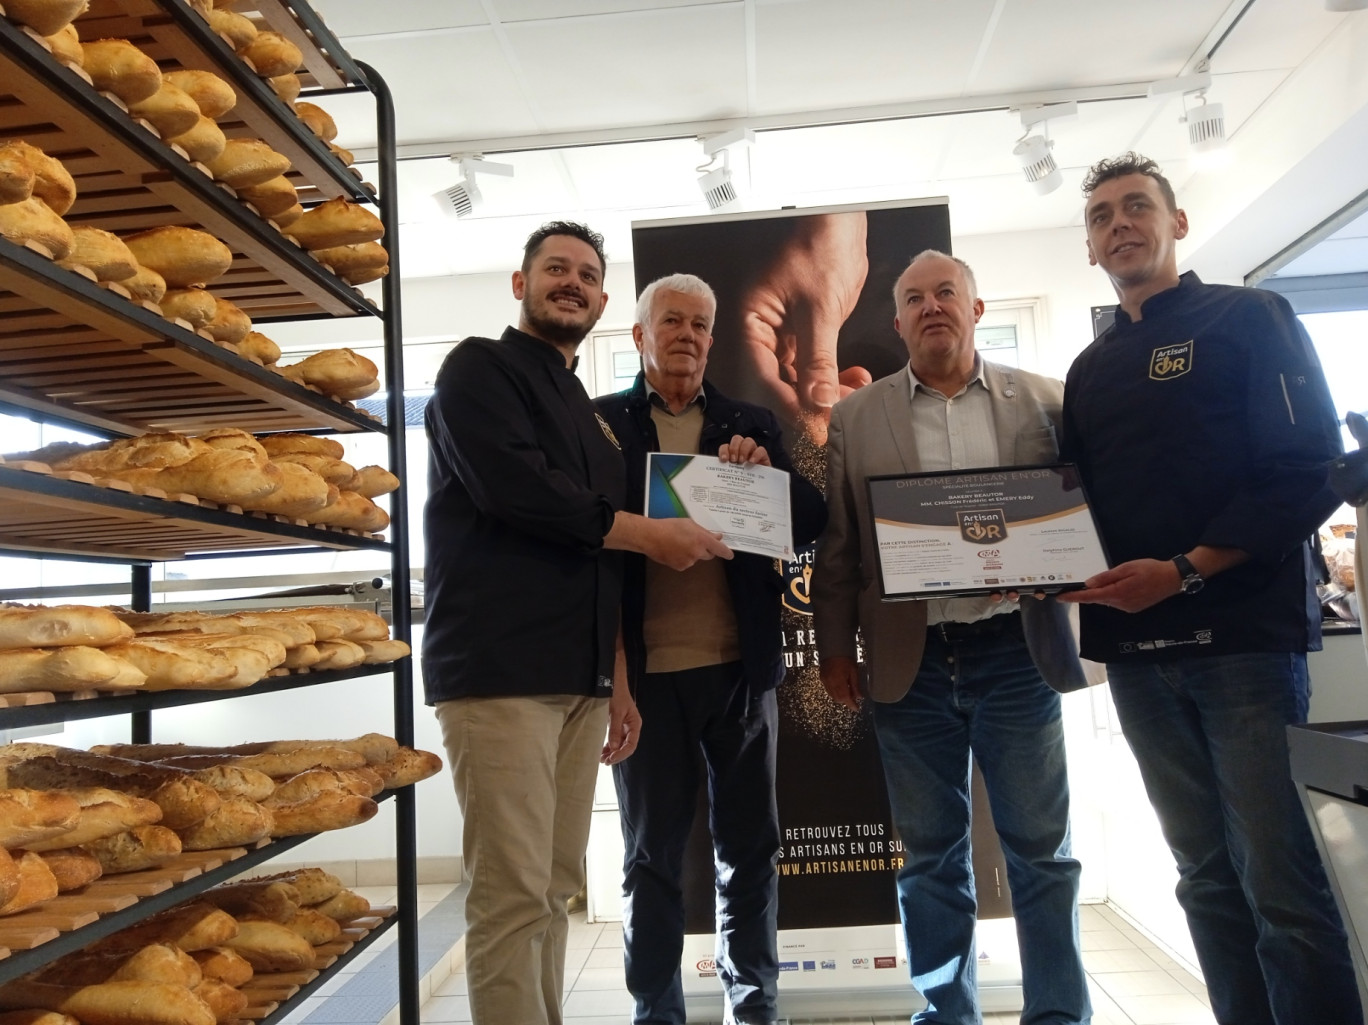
[595,374,826,694]
[422,328,625,702]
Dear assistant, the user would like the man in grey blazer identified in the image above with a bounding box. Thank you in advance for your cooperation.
[812,250,1090,1025]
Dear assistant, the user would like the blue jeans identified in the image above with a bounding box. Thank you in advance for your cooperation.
[873,623,1090,1025]
[614,663,780,1025]
[1107,653,1362,1025]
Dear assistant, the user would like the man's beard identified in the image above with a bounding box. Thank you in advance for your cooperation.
[522,295,598,347]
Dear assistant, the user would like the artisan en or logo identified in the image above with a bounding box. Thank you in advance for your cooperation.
[957,508,1007,543]
[1150,340,1194,380]
[595,412,620,449]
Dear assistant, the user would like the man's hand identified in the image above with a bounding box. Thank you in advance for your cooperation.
[1057,558,1180,613]
[738,212,872,447]
[718,434,771,467]
[601,684,640,765]
[641,517,732,571]
[820,655,862,711]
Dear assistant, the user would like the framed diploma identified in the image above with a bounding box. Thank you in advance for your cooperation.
[645,452,794,560]
[866,463,1110,600]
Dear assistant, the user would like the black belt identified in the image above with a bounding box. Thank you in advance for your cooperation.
[930,610,1023,644]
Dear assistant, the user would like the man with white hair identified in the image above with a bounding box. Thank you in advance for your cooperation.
[595,273,825,1025]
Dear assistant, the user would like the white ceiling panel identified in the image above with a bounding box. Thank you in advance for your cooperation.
[491,0,727,20]
[753,0,995,112]
[311,0,489,37]
[1207,0,1349,74]
[502,5,748,131]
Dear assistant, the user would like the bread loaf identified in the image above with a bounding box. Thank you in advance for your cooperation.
[42,22,82,66]
[174,797,272,850]
[126,82,202,139]
[235,176,296,219]
[266,732,397,765]
[221,919,313,972]
[37,847,102,891]
[23,789,162,851]
[124,227,232,288]
[307,491,388,533]
[277,347,379,399]
[0,980,216,1025]
[257,433,344,459]
[312,887,369,921]
[117,449,285,508]
[88,901,238,954]
[200,880,298,921]
[0,1011,80,1025]
[0,143,35,205]
[162,70,236,120]
[267,790,376,837]
[0,605,132,650]
[120,263,167,304]
[272,906,339,945]
[285,199,383,250]
[99,639,242,692]
[0,198,74,260]
[238,31,302,78]
[0,848,19,908]
[240,461,332,518]
[375,747,443,789]
[2,0,88,36]
[190,948,252,987]
[328,141,354,166]
[0,141,74,213]
[281,642,321,669]
[0,646,146,693]
[310,241,388,286]
[80,39,162,104]
[83,825,182,874]
[38,943,201,988]
[165,115,227,165]
[187,765,274,802]
[158,287,217,330]
[202,296,251,344]
[359,638,411,665]
[206,8,256,50]
[267,73,300,105]
[0,851,59,915]
[239,867,341,907]
[294,102,336,142]
[268,452,356,488]
[236,330,281,365]
[190,978,247,1023]
[0,788,81,849]
[55,227,137,283]
[205,140,290,189]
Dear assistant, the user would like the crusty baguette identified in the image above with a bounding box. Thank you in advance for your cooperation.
[24,791,162,851]
[187,765,274,803]
[0,647,145,693]
[199,880,297,921]
[174,798,272,851]
[37,847,102,891]
[352,464,400,499]
[256,434,345,460]
[0,788,81,849]
[0,851,59,915]
[83,825,182,874]
[37,943,201,988]
[190,948,252,987]
[312,887,370,921]
[191,977,247,1023]
[101,639,243,692]
[359,639,410,665]
[267,790,376,837]
[88,901,238,954]
[236,867,340,907]
[0,848,19,908]
[221,919,313,972]
[0,605,132,650]
[0,979,215,1025]
[374,747,443,789]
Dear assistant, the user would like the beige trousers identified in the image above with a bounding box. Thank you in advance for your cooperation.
[435,694,608,1025]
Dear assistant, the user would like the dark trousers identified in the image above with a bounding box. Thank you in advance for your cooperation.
[613,661,780,1025]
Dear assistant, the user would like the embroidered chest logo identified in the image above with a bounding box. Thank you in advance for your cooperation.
[595,412,620,450]
[1150,340,1194,380]
[957,508,1007,543]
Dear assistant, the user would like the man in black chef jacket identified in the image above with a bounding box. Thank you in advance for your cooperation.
[423,222,731,1025]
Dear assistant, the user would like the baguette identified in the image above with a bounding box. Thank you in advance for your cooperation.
[190,948,252,987]
[0,980,216,1025]
[0,604,132,650]
[174,798,272,851]
[0,788,81,849]
[312,887,370,921]
[374,747,443,789]
[187,765,274,802]
[0,851,59,915]
[352,464,400,499]
[102,639,244,692]
[23,790,162,851]
[37,847,102,891]
[237,867,340,907]
[359,639,411,665]
[199,880,298,921]
[267,790,376,837]
[0,647,146,693]
[239,462,332,518]
[191,978,247,1023]
[37,943,201,988]
[266,906,339,946]
[221,919,313,972]
[257,433,344,460]
[83,825,182,874]
[0,848,18,908]
[87,901,238,954]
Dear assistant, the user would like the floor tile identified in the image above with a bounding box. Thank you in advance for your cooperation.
[1117,991,1216,1024]
[418,994,471,1023]
[1094,969,1191,998]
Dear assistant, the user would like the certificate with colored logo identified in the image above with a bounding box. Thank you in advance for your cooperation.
[866,464,1110,600]
[645,452,794,560]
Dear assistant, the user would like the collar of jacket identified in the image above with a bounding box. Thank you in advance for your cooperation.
[500,325,578,370]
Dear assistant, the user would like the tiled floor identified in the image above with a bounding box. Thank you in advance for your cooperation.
[415,899,1216,1025]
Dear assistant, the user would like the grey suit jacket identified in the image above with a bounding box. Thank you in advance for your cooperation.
[812,361,1090,702]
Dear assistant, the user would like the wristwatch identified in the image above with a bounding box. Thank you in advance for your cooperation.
[1172,553,1204,595]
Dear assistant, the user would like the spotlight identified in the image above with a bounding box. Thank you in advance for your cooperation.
[433,156,514,219]
[696,129,755,212]
[1148,66,1227,158]
[1011,102,1075,196]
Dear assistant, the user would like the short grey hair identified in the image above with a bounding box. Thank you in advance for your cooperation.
[634,273,717,332]
[891,249,978,306]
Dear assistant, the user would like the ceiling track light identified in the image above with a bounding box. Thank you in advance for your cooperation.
[696,129,755,212]
[433,155,515,219]
[1149,64,1228,157]
[1011,101,1076,196]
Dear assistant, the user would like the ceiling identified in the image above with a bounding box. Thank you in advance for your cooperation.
[302,0,1368,281]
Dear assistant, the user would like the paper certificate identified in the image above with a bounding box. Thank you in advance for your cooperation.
[866,464,1110,600]
[645,452,794,560]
